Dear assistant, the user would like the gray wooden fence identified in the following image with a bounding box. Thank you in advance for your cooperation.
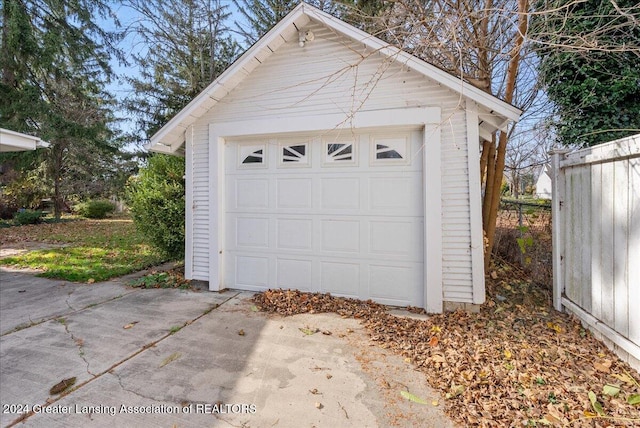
[551,134,640,370]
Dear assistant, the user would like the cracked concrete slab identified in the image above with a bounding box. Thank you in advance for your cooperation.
[0,268,136,335]
[1,268,454,428]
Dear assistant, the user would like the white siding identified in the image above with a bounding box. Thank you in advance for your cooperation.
[190,127,210,280]
[191,22,477,303]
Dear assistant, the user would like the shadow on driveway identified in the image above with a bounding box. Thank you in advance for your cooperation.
[0,267,454,427]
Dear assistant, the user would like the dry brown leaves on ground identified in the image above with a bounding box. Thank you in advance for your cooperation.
[0,219,131,245]
[253,264,640,427]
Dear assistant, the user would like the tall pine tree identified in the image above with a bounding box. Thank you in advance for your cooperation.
[124,0,240,141]
[1,0,122,218]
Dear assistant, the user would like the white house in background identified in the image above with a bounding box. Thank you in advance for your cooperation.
[148,2,522,312]
[0,128,50,152]
[535,164,553,199]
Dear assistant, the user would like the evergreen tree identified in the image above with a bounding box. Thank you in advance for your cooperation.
[0,0,122,218]
[232,0,299,45]
[124,0,241,141]
[533,0,640,147]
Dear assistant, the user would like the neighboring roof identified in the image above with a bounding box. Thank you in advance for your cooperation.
[149,2,522,154]
[0,128,50,152]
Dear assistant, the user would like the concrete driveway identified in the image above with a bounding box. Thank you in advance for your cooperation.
[0,267,453,428]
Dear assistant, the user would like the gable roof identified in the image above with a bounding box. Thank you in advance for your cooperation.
[149,2,522,154]
[0,128,50,152]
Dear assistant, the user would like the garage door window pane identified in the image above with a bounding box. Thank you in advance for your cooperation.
[371,137,409,165]
[281,144,308,165]
[239,143,266,168]
[324,141,356,165]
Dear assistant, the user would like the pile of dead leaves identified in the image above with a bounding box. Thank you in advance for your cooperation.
[253,264,640,427]
[255,289,388,318]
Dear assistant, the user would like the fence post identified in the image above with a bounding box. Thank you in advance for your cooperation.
[550,149,570,312]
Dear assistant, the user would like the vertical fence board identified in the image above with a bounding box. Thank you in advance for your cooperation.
[613,160,629,336]
[628,156,640,345]
[580,166,592,312]
[564,168,580,305]
[590,163,603,320]
[600,162,615,327]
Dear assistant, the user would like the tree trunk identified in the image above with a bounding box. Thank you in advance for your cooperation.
[482,0,529,270]
[52,142,65,220]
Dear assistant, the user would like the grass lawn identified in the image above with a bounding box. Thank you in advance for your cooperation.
[0,218,168,282]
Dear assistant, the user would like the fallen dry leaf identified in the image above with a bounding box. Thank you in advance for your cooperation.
[594,360,611,373]
[299,327,319,335]
[123,321,138,329]
[400,390,428,404]
[49,377,76,395]
[159,352,181,368]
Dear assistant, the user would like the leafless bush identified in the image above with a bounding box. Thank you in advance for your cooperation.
[493,200,553,290]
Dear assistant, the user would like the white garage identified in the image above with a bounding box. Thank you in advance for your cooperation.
[148,3,521,312]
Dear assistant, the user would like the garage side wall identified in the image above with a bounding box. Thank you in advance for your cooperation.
[188,22,480,304]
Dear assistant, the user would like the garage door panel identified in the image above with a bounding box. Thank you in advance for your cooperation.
[320,177,360,209]
[369,264,414,301]
[276,258,313,291]
[276,218,313,250]
[236,217,269,248]
[321,219,360,252]
[236,255,269,287]
[369,176,421,214]
[369,220,414,256]
[277,178,312,209]
[320,261,360,297]
[234,178,269,209]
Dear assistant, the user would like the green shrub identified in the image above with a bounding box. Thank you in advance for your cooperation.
[75,200,115,219]
[14,210,44,225]
[125,155,185,259]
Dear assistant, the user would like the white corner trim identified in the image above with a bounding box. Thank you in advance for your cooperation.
[208,124,223,291]
[424,124,443,313]
[465,101,486,304]
[184,126,194,279]
[217,134,226,290]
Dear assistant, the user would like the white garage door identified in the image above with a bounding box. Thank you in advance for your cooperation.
[224,129,424,307]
